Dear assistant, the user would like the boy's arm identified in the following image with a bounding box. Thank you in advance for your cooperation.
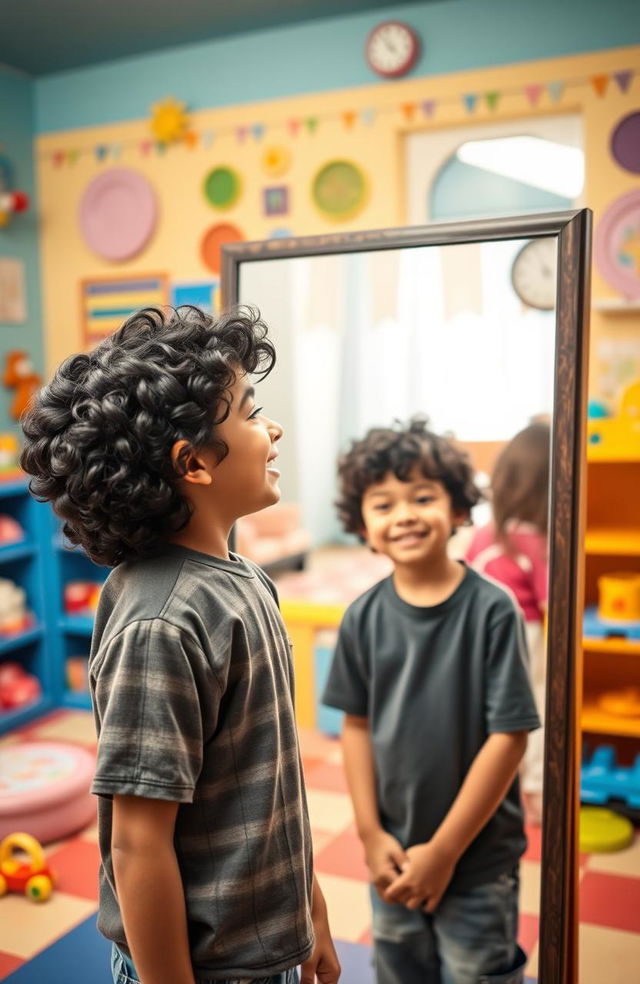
[342,714,406,894]
[112,795,195,984]
[385,730,527,911]
[300,875,341,984]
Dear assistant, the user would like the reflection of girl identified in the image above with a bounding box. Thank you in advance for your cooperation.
[466,423,550,825]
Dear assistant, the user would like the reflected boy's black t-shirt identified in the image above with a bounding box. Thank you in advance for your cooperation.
[322,565,540,893]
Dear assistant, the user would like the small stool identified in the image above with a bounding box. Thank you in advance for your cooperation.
[0,741,96,843]
[579,806,634,853]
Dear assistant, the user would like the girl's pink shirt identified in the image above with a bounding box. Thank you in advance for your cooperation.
[465,521,548,623]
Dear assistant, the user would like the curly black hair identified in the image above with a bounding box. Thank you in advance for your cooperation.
[20,306,275,567]
[336,416,482,537]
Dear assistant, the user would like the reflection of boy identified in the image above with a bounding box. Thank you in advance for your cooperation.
[21,307,339,984]
[323,418,540,984]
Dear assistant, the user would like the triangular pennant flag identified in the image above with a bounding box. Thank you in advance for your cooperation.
[485,91,500,111]
[401,102,416,122]
[52,150,65,167]
[184,130,199,148]
[591,74,609,97]
[524,83,543,106]
[342,110,356,129]
[288,119,300,137]
[463,93,478,114]
[251,123,265,141]
[360,108,376,126]
[421,99,436,118]
[95,145,109,162]
[155,141,167,155]
[111,144,122,159]
[140,139,153,156]
[201,129,215,148]
[305,116,318,134]
[613,70,633,93]
[547,81,564,103]
[67,149,80,165]
[236,126,248,144]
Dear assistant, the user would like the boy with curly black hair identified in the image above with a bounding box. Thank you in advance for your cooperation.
[21,306,340,984]
[323,418,539,984]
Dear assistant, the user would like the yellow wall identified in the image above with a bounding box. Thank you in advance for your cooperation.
[36,44,640,397]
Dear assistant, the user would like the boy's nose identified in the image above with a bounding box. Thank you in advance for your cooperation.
[268,417,284,441]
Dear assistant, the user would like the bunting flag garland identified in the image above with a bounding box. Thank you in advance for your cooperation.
[613,70,633,93]
[463,93,478,114]
[40,66,638,166]
[524,83,543,107]
[485,91,500,111]
[547,80,565,103]
[591,74,609,97]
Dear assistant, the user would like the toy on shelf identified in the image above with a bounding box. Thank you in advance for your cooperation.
[587,380,640,456]
[0,154,29,229]
[64,581,101,615]
[0,832,54,902]
[579,806,634,853]
[583,571,640,640]
[3,352,41,420]
[581,745,640,809]
[0,662,41,711]
[0,435,20,475]
[597,687,640,718]
[65,656,89,693]
[0,514,25,545]
[0,578,32,636]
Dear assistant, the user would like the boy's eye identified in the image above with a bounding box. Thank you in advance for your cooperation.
[373,503,390,511]
[416,495,435,504]
[248,406,263,420]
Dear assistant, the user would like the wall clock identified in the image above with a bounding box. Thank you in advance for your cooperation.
[510,238,557,311]
[365,21,420,79]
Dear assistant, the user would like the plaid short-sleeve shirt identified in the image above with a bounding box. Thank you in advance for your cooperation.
[89,545,314,979]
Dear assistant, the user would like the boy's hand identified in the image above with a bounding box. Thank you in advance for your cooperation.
[362,829,407,898]
[300,877,341,983]
[384,842,455,913]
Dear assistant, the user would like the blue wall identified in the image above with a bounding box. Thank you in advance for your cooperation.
[35,0,640,133]
[0,66,43,435]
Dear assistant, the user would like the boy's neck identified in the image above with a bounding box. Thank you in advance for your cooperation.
[392,555,465,608]
[170,515,233,561]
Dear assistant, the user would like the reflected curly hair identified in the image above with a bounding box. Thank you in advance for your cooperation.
[336,416,482,538]
[20,306,275,567]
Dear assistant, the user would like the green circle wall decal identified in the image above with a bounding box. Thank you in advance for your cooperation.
[203,166,242,209]
[312,160,368,221]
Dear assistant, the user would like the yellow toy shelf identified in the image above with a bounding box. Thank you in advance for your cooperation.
[582,699,640,739]
[583,637,640,656]
[280,599,345,729]
[585,528,640,555]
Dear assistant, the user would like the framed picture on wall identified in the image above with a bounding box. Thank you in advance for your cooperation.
[80,273,169,348]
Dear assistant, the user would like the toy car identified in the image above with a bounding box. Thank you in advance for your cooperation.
[0,832,54,902]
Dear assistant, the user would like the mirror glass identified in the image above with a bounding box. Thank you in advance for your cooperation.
[236,237,558,981]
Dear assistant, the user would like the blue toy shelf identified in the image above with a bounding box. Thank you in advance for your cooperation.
[581,745,640,810]
[583,606,640,641]
[0,480,108,735]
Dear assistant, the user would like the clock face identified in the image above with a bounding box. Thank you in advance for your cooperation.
[366,21,419,78]
[511,238,558,311]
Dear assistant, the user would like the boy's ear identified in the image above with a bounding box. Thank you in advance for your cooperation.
[453,509,471,528]
[171,440,213,486]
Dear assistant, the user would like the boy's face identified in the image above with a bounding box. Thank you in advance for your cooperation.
[205,371,283,520]
[360,466,466,568]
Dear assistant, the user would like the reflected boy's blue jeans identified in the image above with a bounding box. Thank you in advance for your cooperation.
[111,943,300,984]
[370,869,527,984]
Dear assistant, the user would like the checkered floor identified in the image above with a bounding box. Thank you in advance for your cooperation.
[1,710,639,983]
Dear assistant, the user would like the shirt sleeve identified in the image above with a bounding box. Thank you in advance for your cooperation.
[485,606,541,734]
[321,614,369,717]
[91,618,219,802]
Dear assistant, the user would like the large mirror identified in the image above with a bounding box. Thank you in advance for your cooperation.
[223,211,591,984]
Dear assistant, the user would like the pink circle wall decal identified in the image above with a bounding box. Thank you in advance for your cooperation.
[79,169,158,261]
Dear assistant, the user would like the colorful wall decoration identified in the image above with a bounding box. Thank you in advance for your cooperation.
[34,43,640,399]
[80,274,168,347]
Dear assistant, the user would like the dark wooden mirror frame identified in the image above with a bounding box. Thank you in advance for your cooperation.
[222,209,592,984]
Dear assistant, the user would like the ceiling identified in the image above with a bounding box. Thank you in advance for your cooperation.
[0,0,424,76]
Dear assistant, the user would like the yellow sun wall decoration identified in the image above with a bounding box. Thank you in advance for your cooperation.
[150,97,190,144]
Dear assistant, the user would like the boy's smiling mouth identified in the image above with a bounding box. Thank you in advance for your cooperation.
[391,529,428,545]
